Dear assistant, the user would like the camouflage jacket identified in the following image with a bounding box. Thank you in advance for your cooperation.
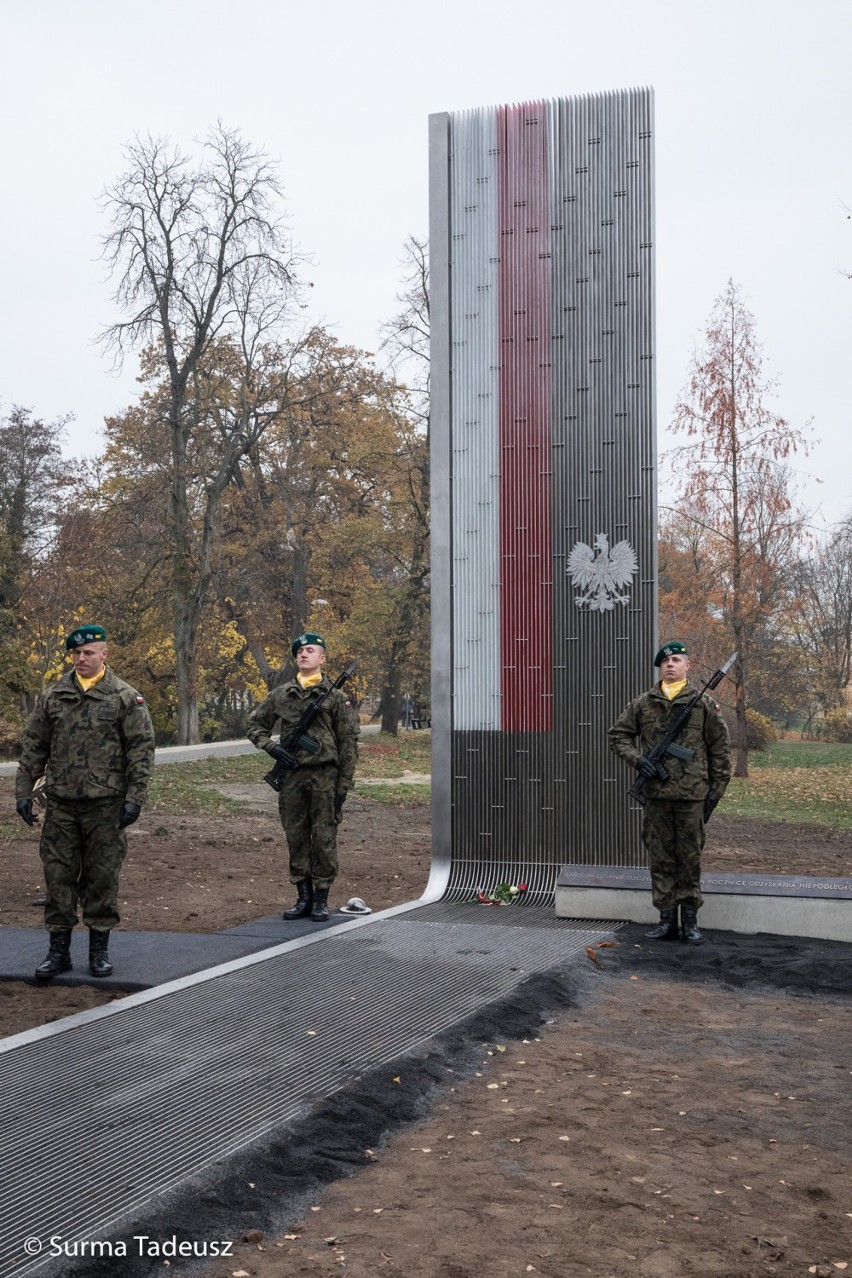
[16,668,155,805]
[608,680,731,802]
[246,675,359,791]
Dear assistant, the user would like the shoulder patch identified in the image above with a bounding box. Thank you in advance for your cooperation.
[135,695,145,705]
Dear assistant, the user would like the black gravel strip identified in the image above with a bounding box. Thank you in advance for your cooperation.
[610,923,852,1000]
[32,968,593,1278]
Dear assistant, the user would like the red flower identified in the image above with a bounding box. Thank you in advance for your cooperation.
[518,883,528,892]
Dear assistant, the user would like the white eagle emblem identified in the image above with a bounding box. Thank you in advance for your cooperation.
[567,533,638,611]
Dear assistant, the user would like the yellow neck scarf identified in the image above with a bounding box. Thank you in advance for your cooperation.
[297,671,324,690]
[76,667,107,692]
[662,678,687,700]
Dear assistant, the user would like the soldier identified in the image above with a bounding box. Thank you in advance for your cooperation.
[246,633,359,922]
[608,641,731,945]
[15,625,155,979]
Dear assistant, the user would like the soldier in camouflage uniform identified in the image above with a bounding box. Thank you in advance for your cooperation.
[608,641,731,945]
[246,633,359,922]
[15,625,155,979]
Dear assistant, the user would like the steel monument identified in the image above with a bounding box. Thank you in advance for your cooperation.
[429,89,657,900]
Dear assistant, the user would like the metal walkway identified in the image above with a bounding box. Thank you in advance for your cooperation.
[0,900,618,1278]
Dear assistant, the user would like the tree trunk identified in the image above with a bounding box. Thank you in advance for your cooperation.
[380,668,402,736]
[170,396,201,745]
[733,647,748,778]
[174,596,200,744]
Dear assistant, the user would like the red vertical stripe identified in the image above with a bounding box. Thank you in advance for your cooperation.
[498,103,552,732]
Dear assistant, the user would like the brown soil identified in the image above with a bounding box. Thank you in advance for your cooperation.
[1,795,850,1277]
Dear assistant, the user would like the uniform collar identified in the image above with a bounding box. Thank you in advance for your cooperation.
[653,679,697,701]
[63,666,116,695]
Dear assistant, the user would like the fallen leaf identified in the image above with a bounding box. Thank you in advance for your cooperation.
[283,1234,301,1241]
[306,1030,317,1036]
[596,940,620,949]
[585,945,604,968]
[496,1045,506,1053]
[487,1083,499,1089]
[373,1208,384,1215]
[509,1137,521,1143]
[393,1076,401,1084]
[558,1135,570,1142]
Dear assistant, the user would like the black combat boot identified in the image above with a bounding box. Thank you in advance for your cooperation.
[88,929,113,977]
[311,887,330,922]
[282,879,313,920]
[35,930,73,980]
[644,908,680,941]
[680,906,704,945]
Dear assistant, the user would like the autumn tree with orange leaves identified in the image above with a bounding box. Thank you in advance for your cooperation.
[665,280,812,776]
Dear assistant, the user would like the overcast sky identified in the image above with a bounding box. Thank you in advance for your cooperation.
[2,0,850,526]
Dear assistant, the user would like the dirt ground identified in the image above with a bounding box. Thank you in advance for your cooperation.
[211,963,852,1278]
[1,792,851,1277]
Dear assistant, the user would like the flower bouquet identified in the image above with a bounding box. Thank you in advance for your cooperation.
[474,881,529,906]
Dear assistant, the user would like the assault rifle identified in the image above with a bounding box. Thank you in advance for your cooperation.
[627,651,737,807]
[262,659,358,793]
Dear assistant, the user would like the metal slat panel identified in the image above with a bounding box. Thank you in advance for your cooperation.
[434,89,656,896]
[0,908,618,1278]
[449,109,500,732]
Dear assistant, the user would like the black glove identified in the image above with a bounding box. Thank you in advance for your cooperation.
[269,744,298,769]
[118,801,141,830]
[335,791,346,817]
[16,798,38,827]
[703,794,719,823]
[634,755,658,780]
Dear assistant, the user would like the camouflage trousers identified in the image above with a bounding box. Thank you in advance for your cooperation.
[642,799,706,910]
[277,764,341,890]
[40,796,128,932]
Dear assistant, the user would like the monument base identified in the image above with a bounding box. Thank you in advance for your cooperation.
[555,866,852,943]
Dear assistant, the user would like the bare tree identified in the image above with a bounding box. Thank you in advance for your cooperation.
[791,520,852,716]
[667,280,812,776]
[0,406,70,711]
[100,123,306,742]
[376,235,431,734]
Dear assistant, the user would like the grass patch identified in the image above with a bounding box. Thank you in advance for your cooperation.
[146,732,432,812]
[358,782,431,805]
[749,740,852,770]
[358,730,431,779]
[148,763,252,814]
[725,739,852,828]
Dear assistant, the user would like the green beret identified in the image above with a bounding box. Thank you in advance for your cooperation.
[654,640,689,667]
[66,625,107,650]
[291,632,326,658]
